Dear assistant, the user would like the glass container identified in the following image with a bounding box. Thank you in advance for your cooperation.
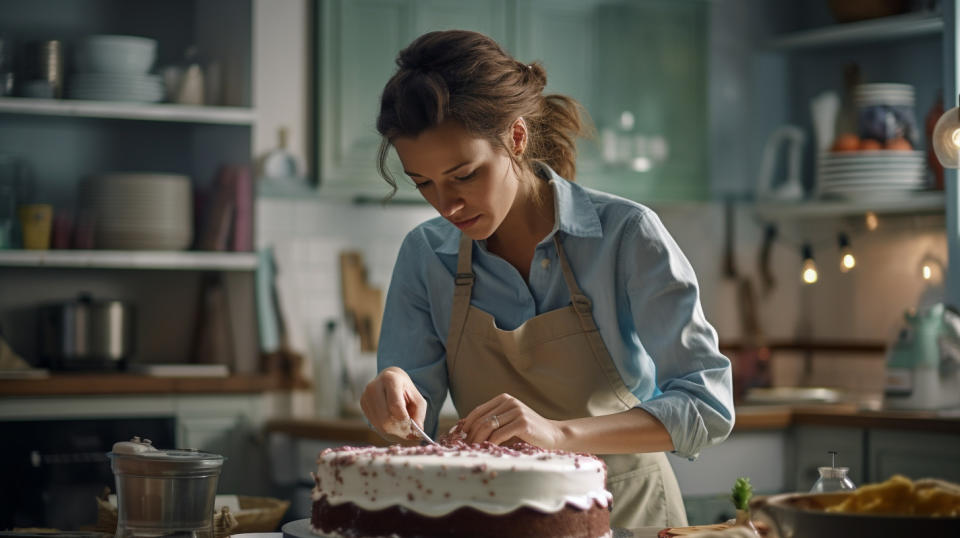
[109,438,224,538]
[810,451,856,493]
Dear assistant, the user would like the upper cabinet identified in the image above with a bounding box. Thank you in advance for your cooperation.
[316,0,709,203]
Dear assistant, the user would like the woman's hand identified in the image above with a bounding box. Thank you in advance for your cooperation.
[461,393,566,449]
[360,367,428,438]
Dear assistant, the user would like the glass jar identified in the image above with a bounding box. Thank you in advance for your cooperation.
[810,465,856,493]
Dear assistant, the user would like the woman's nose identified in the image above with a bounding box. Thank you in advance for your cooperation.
[436,185,464,217]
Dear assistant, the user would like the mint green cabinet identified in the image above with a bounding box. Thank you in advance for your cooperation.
[316,0,709,203]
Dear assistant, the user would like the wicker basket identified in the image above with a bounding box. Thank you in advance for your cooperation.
[95,495,290,536]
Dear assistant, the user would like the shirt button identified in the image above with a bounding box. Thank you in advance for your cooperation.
[541,258,551,269]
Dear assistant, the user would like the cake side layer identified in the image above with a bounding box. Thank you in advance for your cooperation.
[311,495,612,538]
[311,443,611,517]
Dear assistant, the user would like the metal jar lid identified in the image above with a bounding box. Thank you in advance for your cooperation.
[108,437,224,477]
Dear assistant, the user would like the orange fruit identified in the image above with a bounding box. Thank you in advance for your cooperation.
[859,138,883,151]
[885,137,913,150]
[832,133,860,152]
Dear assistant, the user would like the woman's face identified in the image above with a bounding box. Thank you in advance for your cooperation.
[393,120,519,240]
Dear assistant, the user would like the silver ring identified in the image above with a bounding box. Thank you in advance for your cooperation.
[491,415,500,429]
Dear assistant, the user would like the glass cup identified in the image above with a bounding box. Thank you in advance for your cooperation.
[18,203,53,250]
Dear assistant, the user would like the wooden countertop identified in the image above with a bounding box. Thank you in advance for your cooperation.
[0,373,292,395]
[265,405,960,444]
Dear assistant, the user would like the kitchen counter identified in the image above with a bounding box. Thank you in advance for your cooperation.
[265,404,960,444]
[0,373,293,395]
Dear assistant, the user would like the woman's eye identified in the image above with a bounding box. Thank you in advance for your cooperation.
[454,170,477,181]
[413,180,431,189]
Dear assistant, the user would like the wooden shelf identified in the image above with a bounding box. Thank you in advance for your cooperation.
[0,97,256,125]
[766,11,943,51]
[753,191,944,220]
[0,373,290,396]
[0,249,258,271]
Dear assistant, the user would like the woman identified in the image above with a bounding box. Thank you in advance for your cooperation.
[360,29,734,529]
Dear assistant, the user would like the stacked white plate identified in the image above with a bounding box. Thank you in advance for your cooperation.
[84,173,193,250]
[68,34,162,103]
[853,83,915,107]
[67,73,164,102]
[816,150,926,199]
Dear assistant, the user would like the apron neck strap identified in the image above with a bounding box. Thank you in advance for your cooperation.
[553,235,592,315]
[455,233,475,288]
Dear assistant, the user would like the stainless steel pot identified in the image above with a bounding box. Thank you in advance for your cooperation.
[39,293,136,370]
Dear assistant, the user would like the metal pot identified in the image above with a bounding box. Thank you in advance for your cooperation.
[39,293,136,370]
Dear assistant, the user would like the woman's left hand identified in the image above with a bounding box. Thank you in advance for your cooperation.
[461,393,566,449]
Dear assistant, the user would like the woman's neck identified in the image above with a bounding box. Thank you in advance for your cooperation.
[486,167,555,278]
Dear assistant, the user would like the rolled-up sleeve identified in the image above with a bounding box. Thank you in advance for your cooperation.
[377,232,450,438]
[623,210,734,460]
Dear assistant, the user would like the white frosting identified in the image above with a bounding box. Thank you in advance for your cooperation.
[311,444,611,517]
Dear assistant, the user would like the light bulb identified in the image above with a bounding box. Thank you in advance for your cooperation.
[933,103,960,168]
[918,253,945,284]
[801,244,818,284]
[865,212,878,231]
[838,233,855,272]
[841,252,856,271]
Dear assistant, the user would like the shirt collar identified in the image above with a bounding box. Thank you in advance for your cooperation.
[436,162,602,255]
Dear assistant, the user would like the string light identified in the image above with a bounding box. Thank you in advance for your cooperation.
[919,253,945,284]
[838,232,855,272]
[801,244,818,284]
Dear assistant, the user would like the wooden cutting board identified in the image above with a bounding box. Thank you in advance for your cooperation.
[657,523,732,537]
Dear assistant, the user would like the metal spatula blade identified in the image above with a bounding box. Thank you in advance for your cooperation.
[409,419,439,446]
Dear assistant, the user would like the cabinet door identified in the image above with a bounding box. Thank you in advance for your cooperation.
[588,0,708,202]
[318,0,413,197]
[318,0,509,198]
[869,429,960,484]
[790,425,865,492]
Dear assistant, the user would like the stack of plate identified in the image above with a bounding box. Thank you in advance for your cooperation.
[68,35,163,103]
[68,73,164,102]
[84,173,193,250]
[853,83,914,107]
[816,150,926,199]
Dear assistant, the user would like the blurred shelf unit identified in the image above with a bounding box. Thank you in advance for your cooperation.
[753,191,945,220]
[766,11,943,50]
[0,97,256,125]
[0,249,257,271]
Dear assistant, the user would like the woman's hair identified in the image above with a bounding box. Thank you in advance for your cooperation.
[376,29,591,197]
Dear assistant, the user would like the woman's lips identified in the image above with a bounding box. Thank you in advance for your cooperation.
[453,215,480,230]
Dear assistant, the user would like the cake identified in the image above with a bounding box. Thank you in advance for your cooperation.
[310,440,612,538]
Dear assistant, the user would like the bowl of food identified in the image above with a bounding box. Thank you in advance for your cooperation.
[750,475,960,537]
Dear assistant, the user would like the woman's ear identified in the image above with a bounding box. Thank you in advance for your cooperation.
[511,117,528,156]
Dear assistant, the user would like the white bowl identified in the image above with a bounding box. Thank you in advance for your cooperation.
[75,35,157,74]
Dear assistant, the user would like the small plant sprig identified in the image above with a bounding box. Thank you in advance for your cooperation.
[730,476,754,511]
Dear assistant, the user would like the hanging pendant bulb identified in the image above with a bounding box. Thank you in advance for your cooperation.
[801,244,818,284]
[838,233,855,272]
[864,211,879,231]
[932,94,960,168]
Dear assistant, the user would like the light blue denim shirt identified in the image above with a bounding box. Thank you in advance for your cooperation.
[377,165,735,459]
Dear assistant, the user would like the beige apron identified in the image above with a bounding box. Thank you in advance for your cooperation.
[445,233,688,529]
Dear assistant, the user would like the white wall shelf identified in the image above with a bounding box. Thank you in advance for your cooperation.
[766,11,943,51]
[753,191,944,219]
[0,97,257,125]
[0,250,258,271]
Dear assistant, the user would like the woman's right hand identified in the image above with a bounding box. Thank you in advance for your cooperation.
[360,366,428,437]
